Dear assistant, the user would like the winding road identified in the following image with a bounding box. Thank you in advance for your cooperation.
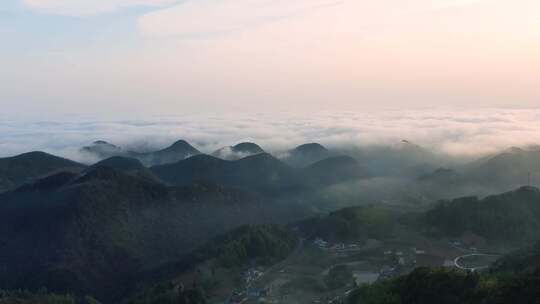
[453,253,501,271]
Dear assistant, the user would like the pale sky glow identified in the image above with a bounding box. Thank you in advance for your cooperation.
[21,0,177,16]
[0,0,538,115]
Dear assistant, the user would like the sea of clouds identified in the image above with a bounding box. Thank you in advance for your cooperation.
[1,108,540,163]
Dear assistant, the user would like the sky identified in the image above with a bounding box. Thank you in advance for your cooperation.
[0,0,539,115]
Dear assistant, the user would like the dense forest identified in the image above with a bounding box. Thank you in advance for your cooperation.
[348,241,540,304]
[425,186,540,243]
[0,290,100,304]
[124,224,298,304]
[299,205,397,242]
[186,224,299,268]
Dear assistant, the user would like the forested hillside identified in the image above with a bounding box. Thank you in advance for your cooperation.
[348,240,540,304]
[425,186,540,244]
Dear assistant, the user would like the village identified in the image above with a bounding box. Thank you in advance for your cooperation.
[218,231,501,304]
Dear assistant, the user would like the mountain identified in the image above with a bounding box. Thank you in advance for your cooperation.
[14,171,80,193]
[425,186,540,244]
[87,156,159,182]
[466,147,540,188]
[81,140,123,160]
[0,167,296,302]
[293,143,329,156]
[131,140,201,166]
[232,142,264,154]
[152,153,371,195]
[0,151,85,191]
[211,142,265,160]
[151,153,299,195]
[418,168,460,184]
[302,156,370,186]
[282,143,331,167]
[355,140,441,177]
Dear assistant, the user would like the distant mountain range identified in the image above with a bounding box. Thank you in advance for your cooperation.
[81,140,335,167]
[418,147,540,191]
[129,140,201,166]
[467,147,540,186]
[151,153,369,194]
[1,140,375,195]
[281,143,332,167]
[81,140,201,166]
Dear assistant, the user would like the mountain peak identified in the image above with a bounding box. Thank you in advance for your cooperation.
[162,140,200,154]
[12,151,51,159]
[81,141,122,160]
[170,139,190,148]
[232,142,264,154]
[397,139,422,150]
[211,142,264,160]
[93,140,113,145]
[505,146,525,154]
[515,185,540,193]
[293,143,328,154]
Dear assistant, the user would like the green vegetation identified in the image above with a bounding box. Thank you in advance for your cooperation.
[125,225,297,304]
[0,290,100,304]
[300,206,396,242]
[425,186,540,243]
[490,241,540,274]
[186,224,299,268]
[348,241,540,304]
[281,277,326,294]
[126,282,207,304]
[0,151,84,191]
[348,267,481,304]
[0,167,297,302]
[324,265,354,290]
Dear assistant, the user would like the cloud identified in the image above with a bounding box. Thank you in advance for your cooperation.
[212,146,257,161]
[1,108,540,164]
[415,0,490,13]
[136,0,494,37]
[21,0,178,16]
[137,0,341,37]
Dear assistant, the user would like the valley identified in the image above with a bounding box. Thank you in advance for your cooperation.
[1,139,540,304]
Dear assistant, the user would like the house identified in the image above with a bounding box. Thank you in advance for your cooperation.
[412,248,426,254]
[229,292,248,304]
[379,265,396,279]
[415,254,445,267]
[314,238,329,248]
[443,259,455,267]
[243,268,264,284]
